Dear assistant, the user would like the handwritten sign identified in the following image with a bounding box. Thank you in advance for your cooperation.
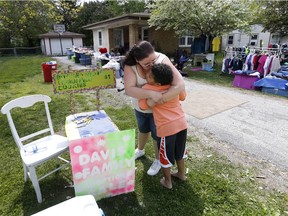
[69,129,135,200]
[52,69,116,94]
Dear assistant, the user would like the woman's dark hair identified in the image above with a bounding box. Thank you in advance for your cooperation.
[151,63,173,85]
[124,40,155,66]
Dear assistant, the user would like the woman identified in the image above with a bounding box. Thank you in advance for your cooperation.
[123,40,185,176]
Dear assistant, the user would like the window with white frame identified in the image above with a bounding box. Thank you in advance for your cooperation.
[227,35,234,45]
[141,27,149,41]
[250,34,258,46]
[179,31,193,47]
[98,31,102,46]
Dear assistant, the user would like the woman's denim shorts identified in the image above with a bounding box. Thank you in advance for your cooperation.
[134,109,157,140]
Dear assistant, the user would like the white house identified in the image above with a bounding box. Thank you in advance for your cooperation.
[221,24,272,50]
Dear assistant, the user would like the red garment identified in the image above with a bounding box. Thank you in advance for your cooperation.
[253,55,259,70]
[99,48,107,54]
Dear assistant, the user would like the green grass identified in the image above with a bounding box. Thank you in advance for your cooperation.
[183,52,236,87]
[0,55,287,215]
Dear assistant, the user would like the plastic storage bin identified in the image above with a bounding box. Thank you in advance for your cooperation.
[202,62,213,71]
[42,61,57,82]
[233,74,260,90]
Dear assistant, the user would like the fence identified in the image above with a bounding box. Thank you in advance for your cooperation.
[0,46,41,57]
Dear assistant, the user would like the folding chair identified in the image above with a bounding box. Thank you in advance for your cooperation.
[1,94,70,203]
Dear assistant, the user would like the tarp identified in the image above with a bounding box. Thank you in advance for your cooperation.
[254,77,288,90]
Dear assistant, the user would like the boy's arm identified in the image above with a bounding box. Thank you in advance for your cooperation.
[139,98,156,110]
[138,99,150,110]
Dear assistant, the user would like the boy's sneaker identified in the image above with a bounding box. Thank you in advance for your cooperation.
[135,149,145,159]
[147,159,161,176]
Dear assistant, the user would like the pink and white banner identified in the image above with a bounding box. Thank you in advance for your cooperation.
[69,129,135,200]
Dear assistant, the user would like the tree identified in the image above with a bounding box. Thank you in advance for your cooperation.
[0,1,57,47]
[147,0,257,38]
[70,1,113,46]
[72,0,147,46]
[55,0,79,32]
[255,0,288,35]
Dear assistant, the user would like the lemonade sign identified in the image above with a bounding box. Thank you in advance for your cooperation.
[52,69,116,94]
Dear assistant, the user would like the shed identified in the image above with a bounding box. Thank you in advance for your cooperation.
[39,31,85,56]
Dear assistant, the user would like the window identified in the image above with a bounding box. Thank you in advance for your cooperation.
[250,34,258,46]
[141,27,149,41]
[113,29,123,48]
[179,31,193,47]
[228,35,234,45]
[98,31,102,46]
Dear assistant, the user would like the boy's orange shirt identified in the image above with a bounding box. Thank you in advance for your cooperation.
[139,84,187,137]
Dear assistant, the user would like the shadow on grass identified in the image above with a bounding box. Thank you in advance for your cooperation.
[97,157,204,216]
[9,172,74,216]
[140,158,204,216]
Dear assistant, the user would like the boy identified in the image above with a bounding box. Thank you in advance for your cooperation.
[139,63,188,189]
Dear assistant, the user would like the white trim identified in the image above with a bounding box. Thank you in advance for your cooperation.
[141,27,149,41]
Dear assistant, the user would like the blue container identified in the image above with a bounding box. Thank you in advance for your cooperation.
[67,49,74,60]
[80,58,92,65]
[80,53,91,59]
[261,87,288,98]
[74,52,81,63]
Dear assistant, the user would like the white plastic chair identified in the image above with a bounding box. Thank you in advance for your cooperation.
[1,94,70,203]
[32,195,104,216]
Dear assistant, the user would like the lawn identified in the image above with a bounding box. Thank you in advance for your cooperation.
[0,55,287,215]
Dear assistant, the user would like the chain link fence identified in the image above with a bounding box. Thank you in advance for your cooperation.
[0,46,41,57]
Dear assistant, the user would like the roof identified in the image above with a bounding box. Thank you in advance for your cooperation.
[83,12,150,30]
[39,31,85,38]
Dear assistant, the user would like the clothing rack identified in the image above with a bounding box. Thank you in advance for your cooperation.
[224,46,246,58]
[248,46,280,55]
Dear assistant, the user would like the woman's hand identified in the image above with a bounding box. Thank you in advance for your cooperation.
[149,90,163,103]
[146,98,156,108]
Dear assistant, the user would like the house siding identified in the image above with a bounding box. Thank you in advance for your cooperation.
[221,24,271,50]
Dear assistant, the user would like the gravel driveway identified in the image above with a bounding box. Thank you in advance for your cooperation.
[184,79,288,170]
[183,78,288,193]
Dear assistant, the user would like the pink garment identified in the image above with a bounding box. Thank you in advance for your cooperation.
[256,55,267,76]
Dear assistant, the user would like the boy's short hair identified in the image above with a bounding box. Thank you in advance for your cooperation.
[151,63,173,85]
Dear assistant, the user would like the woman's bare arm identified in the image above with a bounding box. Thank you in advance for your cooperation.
[161,57,185,102]
[124,65,163,101]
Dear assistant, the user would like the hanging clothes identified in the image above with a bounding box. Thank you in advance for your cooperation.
[263,55,272,77]
[270,56,281,73]
[212,37,221,52]
[256,55,268,77]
